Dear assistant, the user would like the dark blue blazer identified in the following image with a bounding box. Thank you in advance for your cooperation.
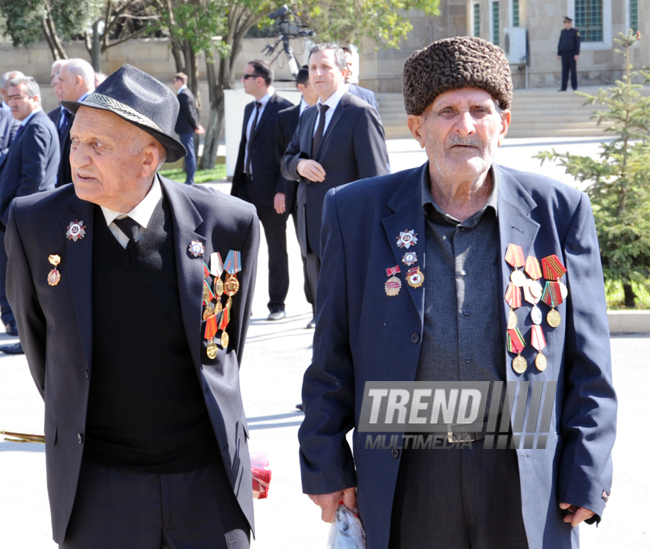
[5,177,260,543]
[348,83,379,111]
[175,87,200,134]
[281,92,390,258]
[0,108,18,170]
[0,109,59,226]
[298,163,617,549]
[231,92,292,207]
[275,102,302,214]
[48,106,73,187]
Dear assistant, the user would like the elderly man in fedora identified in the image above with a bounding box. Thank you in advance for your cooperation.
[298,37,616,548]
[6,64,259,548]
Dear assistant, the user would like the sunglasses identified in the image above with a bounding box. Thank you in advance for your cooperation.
[242,74,262,79]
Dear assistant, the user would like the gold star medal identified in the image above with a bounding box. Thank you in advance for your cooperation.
[406,267,424,289]
[47,255,61,286]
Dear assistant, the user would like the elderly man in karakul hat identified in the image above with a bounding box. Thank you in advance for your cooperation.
[6,64,260,548]
[298,36,616,549]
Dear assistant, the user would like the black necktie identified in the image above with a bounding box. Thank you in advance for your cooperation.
[113,216,141,250]
[59,109,71,141]
[312,104,330,157]
[245,102,262,177]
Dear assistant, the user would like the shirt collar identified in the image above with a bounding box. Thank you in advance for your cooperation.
[257,88,274,107]
[318,84,346,112]
[100,175,163,228]
[421,163,498,227]
[178,85,187,94]
[21,106,42,126]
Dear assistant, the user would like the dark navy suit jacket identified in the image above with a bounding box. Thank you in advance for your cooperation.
[281,92,390,258]
[48,106,73,187]
[175,87,200,135]
[298,163,616,549]
[5,177,260,543]
[348,83,379,111]
[231,92,292,207]
[275,102,301,214]
[0,109,59,226]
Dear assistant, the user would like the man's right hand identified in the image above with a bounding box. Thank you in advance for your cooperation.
[297,159,326,182]
[308,487,357,523]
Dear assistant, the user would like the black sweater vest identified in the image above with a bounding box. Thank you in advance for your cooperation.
[84,197,220,473]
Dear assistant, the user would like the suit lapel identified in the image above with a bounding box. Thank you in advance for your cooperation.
[494,165,540,345]
[62,196,95,371]
[160,177,205,373]
[381,165,427,319]
[301,106,318,158]
[251,94,277,140]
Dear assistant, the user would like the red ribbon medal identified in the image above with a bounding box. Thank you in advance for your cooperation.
[530,325,548,371]
[386,265,401,277]
[204,314,218,340]
[541,254,566,280]
[505,244,525,269]
[525,256,542,280]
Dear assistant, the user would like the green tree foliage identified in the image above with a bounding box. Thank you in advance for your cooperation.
[537,30,650,308]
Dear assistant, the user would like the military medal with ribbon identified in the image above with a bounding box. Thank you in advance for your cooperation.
[524,255,543,325]
[530,325,547,371]
[507,327,527,374]
[504,244,526,329]
[541,254,567,328]
[47,255,61,286]
[385,265,401,297]
[218,251,242,349]
[504,281,522,330]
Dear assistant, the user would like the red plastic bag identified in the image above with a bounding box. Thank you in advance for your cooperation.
[251,452,272,499]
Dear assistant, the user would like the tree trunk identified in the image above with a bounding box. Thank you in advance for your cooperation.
[42,10,68,60]
[199,54,227,170]
[623,283,636,308]
[170,39,185,73]
[90,21,102,72]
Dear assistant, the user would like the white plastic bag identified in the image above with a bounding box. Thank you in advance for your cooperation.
[327,504,366,549]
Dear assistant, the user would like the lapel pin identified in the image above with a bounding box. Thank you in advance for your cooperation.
[396,229,418,249]
[47,255,61,286]
[188,240,204,258]
[402,251,418,266]
[66,220,86,241]
[406,266,424,288]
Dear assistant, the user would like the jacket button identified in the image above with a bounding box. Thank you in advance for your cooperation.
[465,356,472,364]
[391,448,400,459]
[77,434,84,444]
[411,333,420,344]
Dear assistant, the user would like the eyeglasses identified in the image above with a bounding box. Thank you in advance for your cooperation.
[242,74,262,80]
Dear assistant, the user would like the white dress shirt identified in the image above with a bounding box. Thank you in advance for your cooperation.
[312,85,346,137]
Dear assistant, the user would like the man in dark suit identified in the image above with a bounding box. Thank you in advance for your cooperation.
[173,72,204,185]
[50,59,95,187]
[0,75,60,355]
[275,66,319,327]
[341,45,379,111]
[557,16,581,91]
[281,43,389,326]
[232,60,292,321]
[6,64,258,547]
[298,37,616,549]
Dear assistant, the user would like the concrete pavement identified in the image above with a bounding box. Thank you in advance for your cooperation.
[1,136,647,548]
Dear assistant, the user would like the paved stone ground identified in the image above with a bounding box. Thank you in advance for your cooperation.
[1,136,647,548]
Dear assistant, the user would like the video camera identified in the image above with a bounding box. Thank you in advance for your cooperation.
[267,5,314,39]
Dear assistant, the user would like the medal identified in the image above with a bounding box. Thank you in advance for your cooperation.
[385,276,401,297]
[541,254,567,280]
[214,301,223,315]
[225,297,233,310]
[547,309,561,328]
[510,269,526,287]
[505,244,525,269]
[507,309,518,330]
[402,251,418,266]
[525,256,542,280]
[406,267,424,288]
[507,327,526,374]
[524,279,543,304]
[223,250,242,275]
[531,325,547,371]
[542,281,563,328]
[396,229,418,249]
[66,220,86,241]
[189,240,204,257]
[47,254,61,286]
[559,281,568,300]
[206,342,218,359]
[214,277,224,297]
[220,331,229,349]
[531,305,543,325]
[219,306,231,330]
[203,303,215,321]
[505,282,521,329]
[224,273,240,296]
[203,281,215,304]
[210,252,224,278]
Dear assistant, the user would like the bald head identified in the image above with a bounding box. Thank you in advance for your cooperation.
[57,59,95,102]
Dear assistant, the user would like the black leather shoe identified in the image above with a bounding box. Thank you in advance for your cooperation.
[267,310,286,321]
[0,342,24,354]
[296,403,304,411]
[4,321,18,336]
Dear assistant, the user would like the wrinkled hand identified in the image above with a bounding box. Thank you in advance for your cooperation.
[195,124,206,135]
[559,503,595,527]
[308,487,357,523]
[274,192,286,214]
[297,159,326,183]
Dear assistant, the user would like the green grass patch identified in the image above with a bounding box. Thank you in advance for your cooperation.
[605,280,650,310]
[160,165,227,184]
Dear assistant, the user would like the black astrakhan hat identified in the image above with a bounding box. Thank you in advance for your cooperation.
[62,64,186,162]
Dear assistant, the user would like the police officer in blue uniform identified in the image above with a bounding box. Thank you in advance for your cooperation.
[557,16,581,91]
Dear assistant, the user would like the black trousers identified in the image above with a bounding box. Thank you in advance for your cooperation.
[0,227,14,326]
[236,178,289,312]
[291,210,314,310]
[561,54,578,91]
[61,460,250,549]
[389,440,529,549]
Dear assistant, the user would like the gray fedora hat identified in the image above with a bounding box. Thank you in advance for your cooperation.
[62,64,186,162]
